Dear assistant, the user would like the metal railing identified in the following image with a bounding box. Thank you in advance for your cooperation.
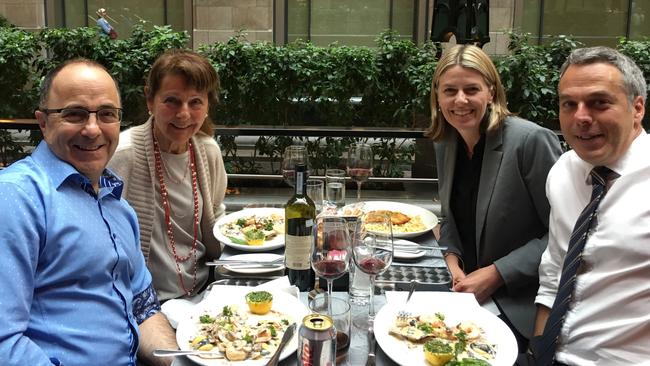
[0,118,438,184]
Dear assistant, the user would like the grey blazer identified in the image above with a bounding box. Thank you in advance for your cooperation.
[435,116,562,338]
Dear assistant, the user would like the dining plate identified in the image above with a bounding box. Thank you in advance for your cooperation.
[342,201,438,238]
[213,208,285,252]
[374,298,518,366]
[222,253,285,274]
[393,239,426,259]
[175,290,309,366]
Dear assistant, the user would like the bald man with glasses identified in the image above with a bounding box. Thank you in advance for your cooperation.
[0,59,177,366]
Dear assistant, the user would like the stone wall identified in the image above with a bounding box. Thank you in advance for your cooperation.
[0,0,45,30]
[193,0,273,48]
[0,0,515,55]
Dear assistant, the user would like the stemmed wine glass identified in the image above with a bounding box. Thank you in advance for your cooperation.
[311,216,351,314]
[347,142,373,201]
[352,212,393,324]
[282,145,309,187]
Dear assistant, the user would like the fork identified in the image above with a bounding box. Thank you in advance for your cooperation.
[392,245,447,252]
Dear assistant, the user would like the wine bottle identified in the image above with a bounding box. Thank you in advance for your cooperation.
[284,163,316,291]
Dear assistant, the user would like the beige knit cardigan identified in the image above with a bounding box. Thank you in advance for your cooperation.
[108,118,227,262]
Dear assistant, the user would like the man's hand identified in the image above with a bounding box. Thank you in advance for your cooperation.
[138,312,178,366]
[452,264,504,304]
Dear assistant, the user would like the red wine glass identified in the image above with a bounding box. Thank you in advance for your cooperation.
[311,216,351,314]
[347,142,373,201]
[352,212,393,322]
[282,145,309,187]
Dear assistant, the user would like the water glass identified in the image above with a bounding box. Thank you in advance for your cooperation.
[325,169,346,208]
[309,295,351,355]
[306,179,324,213]
[348,258,371,305]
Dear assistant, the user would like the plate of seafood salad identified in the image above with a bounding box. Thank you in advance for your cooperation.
[176,290,309,365]
[214,208,285,252]
[373,300,517,366]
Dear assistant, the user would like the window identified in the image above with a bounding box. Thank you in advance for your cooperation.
[520,0,646,46]
[287,0,415,46]
[51,0,184,37]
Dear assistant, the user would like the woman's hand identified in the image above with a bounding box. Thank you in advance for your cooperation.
[452,264,504,304]
[445,254,466,287]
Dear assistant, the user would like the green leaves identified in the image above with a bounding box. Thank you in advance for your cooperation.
[496,32,584,130]
[33,21,189,126]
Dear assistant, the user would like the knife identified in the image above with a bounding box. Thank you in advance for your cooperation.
[206,259,284,267]
[366,320,376,366]
[266,323,296,366]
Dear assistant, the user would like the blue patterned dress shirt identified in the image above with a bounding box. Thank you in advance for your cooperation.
[0,141,161,366]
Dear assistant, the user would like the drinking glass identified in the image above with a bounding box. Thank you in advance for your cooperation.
[306,179,325,214]
[351,212,393,324]
[311,216,351,315]
[325,168,346,208]
[282,145,309,187]
[347,143,373,201]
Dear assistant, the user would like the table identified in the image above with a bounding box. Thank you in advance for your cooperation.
[171,292,397,366]
[170,229,450,366]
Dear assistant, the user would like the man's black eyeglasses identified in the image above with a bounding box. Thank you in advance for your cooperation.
[40,107,123,124]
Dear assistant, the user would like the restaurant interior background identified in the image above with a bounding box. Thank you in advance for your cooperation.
[1,0,648,207]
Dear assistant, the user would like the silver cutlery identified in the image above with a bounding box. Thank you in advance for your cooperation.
[206,258,284,267]
[152,349,224,358]
[406,279,418,303]
[366,320,376,366]
[393,245,447,251]
[266,323,296,366]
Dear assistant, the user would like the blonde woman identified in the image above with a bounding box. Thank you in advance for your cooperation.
[429,44,562,350]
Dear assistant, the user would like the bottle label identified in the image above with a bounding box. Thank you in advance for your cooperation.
[296,170,305,195]
[285,234,312,270]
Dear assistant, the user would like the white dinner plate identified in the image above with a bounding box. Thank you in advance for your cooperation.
[342,201,438,238]
[213,208,285,252]
[175,290,309,366]
[374,298,518,366]
[223,253,285,274]
[393,239,426,259]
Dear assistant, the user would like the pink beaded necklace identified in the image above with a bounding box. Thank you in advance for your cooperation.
[152,126,200,296]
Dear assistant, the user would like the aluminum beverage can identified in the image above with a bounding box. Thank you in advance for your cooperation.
[298,314,337,366]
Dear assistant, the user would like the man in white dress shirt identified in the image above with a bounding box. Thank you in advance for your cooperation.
[531,47,650,365]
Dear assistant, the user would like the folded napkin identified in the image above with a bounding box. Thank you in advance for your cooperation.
[385,290,500,315]
[203,276,299,303]
[160,293,204,329]
[162,276,300,329]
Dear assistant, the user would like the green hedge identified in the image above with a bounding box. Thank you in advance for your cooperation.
[2,25,649,128]
[1,24,649,170]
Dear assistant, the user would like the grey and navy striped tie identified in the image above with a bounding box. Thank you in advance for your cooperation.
[534,166,619,366]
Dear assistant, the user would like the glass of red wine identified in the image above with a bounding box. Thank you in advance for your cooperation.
[352,211,393,323]
[282,145,309,187]
[347,142,373,201]
[311,216,351,314]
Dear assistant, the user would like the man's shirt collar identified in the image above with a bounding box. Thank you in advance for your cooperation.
[32,141,124,198]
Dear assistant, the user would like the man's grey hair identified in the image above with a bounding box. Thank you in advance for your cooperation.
[559,46,647,105]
